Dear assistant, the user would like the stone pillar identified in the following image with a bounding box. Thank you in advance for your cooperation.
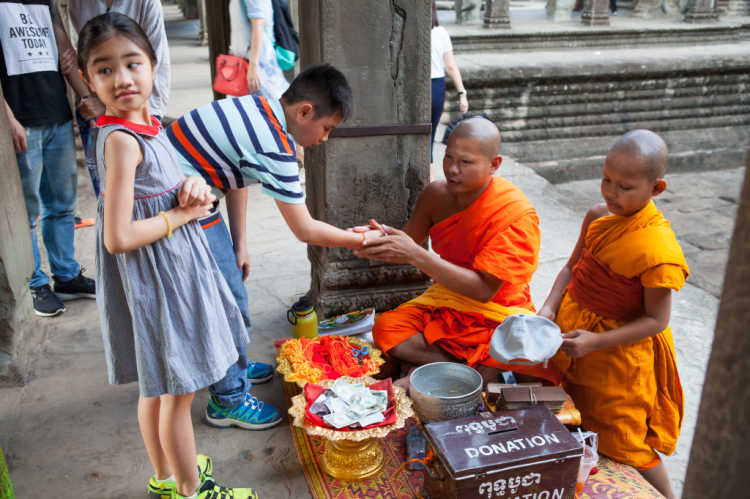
[0,87,40,387]
[300,0,432,317]
[455,0,482,24]
[546,0,577,21]
[683,0,718,22]
[681,166,750,498]
[632,0,664,17]
[715,0,729,14]
[484,0,511,28]
[205,0,231,100]
[581,0,610,25]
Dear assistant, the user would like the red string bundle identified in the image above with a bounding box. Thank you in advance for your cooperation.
[280,335,378,384]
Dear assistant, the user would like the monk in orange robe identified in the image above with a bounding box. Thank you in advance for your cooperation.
[538,130,688,499]
[353,118,560,386]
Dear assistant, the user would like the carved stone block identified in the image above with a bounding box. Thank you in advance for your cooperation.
[581,0,610,25]
[300,0,432,317]
[485,0,511,28]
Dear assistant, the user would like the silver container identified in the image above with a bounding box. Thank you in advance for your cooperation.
[409,362,483,423]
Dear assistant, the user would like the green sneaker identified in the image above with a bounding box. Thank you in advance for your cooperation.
[173,475,258,499]
[147,454,213,499]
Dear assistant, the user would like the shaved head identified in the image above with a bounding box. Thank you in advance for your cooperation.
[607,130,668,182]
[449,117,501,160]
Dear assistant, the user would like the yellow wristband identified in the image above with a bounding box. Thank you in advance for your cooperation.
[159,211,172,238]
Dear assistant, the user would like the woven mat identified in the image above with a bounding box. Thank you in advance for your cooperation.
[275,340,662,499]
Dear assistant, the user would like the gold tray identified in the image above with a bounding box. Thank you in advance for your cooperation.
[288,376,414,481]
[276,336,385,388]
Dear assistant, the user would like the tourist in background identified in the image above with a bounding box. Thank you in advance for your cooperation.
[431,0,468,171]
[1,0,96,317]
[236,0,290,99]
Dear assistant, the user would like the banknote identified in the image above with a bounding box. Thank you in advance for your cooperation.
[368,389,388,409]
[331,379,378,408]
[324,410,362,429]
[358,411,385,427]
[310,393,331,416]
[324,397,350,414]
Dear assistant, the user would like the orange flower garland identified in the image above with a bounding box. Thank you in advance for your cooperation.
[278,335,379,385]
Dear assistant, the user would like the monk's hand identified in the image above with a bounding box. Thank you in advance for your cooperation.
[354,224,418,264]
[538,306,556,322]
[561,330,600,358]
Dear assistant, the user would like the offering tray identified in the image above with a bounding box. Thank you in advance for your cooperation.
[276,336,385,388]
[289,376,414,481]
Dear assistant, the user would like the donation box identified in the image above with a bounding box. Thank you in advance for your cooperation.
[423,404,583,499]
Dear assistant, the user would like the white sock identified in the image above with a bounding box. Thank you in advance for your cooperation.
[155,474,175,484]
[180,492,199,499]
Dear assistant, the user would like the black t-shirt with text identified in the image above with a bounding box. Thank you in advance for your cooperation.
[0,0,71,126]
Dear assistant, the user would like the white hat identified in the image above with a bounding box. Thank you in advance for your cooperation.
[489,314,563,366]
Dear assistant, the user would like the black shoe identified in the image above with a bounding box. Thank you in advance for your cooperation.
[53,268,96,300]
[31,284,66,317]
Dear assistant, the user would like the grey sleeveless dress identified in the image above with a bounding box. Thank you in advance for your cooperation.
[94,122,248,398]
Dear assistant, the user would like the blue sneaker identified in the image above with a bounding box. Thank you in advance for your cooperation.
[247,361,274,384]
[205,393,283,430]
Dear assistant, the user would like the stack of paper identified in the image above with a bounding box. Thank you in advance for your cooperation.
[317,308,375,337]
[310,379,388,429]
[499,386,567,414]
[485,381,542,404]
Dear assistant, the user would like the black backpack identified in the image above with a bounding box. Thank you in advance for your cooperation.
[271,0,299,71]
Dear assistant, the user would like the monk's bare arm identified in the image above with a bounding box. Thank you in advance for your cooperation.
[401,182,447,244]
[539,203,610,321]
[355,224,504,303]
[561,287,672,357]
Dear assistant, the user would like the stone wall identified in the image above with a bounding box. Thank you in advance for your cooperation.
[448,45,750,183]
[300,0,432,317]
[0,87,40,387]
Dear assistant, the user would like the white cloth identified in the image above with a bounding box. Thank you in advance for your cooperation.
[67,0,171,117]
[430,26,452,79]
[0,3,59,76]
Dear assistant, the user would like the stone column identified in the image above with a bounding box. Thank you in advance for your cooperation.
[205,0,231,100]
[681,166,750,498]
[484,0,511,28]
[581,0,610,25]
[456,0,482,24]
[546,0,577,21]
[683,0,718,22]
[300,0,432,317]
[0,87,40,387]
[632,0,663,18]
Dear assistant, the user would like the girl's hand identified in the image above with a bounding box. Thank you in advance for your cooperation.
[175,194,216,222]
[60,48,77,76]
[8,114,27,152]
[458,94,468,114]
[561,330,600,358]
[178,177,214,208]
[538,306,556,323]
[235,244,251,281]
[247,62,261,93]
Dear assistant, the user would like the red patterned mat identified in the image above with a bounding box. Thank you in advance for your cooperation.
[275,341,662,499]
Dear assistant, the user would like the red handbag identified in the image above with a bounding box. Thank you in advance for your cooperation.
[213,54,249,97]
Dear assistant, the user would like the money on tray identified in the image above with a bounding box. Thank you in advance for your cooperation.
[311,379,389,429]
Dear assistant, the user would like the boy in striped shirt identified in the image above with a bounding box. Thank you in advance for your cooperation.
[167,63,385,431]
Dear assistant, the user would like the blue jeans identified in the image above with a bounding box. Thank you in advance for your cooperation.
[431,77,446,163]
[202,212,252,408]
[16,122,80,288]
[75,109,100,197]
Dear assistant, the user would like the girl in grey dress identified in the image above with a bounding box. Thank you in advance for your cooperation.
[79,12,257,499]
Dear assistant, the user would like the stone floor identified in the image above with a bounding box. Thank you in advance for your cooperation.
[0,4,734,499]
[555,168,746,297]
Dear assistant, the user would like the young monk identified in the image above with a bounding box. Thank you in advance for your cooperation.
[538,130,689,499]
[355,118,561,387]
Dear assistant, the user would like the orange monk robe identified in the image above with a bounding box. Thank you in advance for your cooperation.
[551,200,689,469]
[373,177,562,384]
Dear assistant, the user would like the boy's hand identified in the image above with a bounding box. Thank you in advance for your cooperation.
[178,177,215,208]
[235,244,251,281]
[538,307,556,323]
[561,330,601,358]
[354,224,420,264]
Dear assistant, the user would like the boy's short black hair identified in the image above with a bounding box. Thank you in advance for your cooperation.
[282,63,354,122]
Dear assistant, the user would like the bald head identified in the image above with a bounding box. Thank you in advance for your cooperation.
[608,130,668,182]
[449,117,501,160]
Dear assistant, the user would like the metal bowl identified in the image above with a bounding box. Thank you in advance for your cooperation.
[409,362,483,423]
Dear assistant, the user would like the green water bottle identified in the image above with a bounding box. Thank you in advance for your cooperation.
[288,296,318,339]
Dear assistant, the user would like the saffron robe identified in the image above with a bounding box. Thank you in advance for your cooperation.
[551,200,689,468]
[373,177,561,384]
